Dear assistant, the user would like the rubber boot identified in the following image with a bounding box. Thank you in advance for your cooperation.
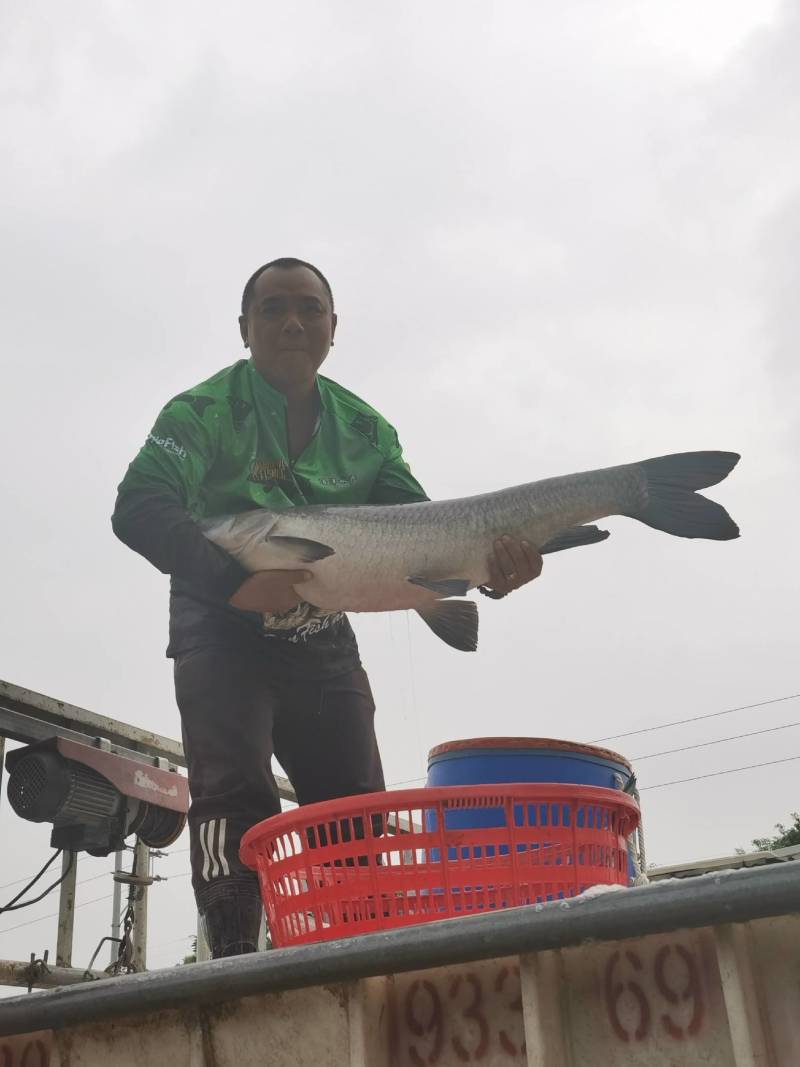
[200,886,263,959]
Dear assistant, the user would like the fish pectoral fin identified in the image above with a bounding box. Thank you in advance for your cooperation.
[407,576,471,597]
[416,600,479,652]
[540,525,610,555]
[265,535,336,563]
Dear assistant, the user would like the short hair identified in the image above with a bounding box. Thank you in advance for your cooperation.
[240,258,335,316]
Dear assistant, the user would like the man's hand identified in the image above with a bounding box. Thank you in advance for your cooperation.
[228,570,312,614]
[485,536,543,597]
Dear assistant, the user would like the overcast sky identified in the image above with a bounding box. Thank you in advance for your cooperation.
[1,0,797,982]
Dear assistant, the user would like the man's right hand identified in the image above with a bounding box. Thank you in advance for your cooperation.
[228,570,312,614]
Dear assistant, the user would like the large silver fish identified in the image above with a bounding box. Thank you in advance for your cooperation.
[201,451,740,651]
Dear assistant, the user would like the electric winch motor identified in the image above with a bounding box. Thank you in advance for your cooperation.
[5,736,189,856]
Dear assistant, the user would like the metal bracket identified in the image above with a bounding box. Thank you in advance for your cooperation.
[24,950,50,995]
[113,870,156,889]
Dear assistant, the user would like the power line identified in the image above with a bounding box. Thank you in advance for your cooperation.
[0,870,53,892]
[1,867,190,939]
[0,845,190,894]
[1,859,190,931]
[592,692,800,744]
[0,851,62,901]
[76,869,116,887]
[1,892,114,935]
[388,774,426,789]
[641,754,800,791]
[390,746,800,792]
[1,867,114,894]
[633,720,800,761]
[384,693,800,788]
[0,851,70,915]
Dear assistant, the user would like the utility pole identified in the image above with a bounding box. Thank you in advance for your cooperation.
[55,851,78,967]
[131,839,151,971]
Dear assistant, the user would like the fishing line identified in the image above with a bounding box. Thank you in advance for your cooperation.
[405,611,425,775]
[388,612,417,770]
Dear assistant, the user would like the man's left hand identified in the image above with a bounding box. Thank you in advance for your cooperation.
[485,536,543,596]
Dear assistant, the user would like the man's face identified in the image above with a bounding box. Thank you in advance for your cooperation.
[239,265,337,394]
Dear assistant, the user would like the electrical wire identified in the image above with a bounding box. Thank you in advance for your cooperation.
[641,754,800,791]
[384,692,800,788]
[591,692,800,744]
[0,862,190,933]
[388,774,427,788]
[0,892,114,935]
[0,864,113,895]
[0,841,190,895]
[0,847,190,941]
[0,870,54,892]
[632,720,800,761]
[0,852,75,915]
[389,746,800,792]
[386,710,800,790]
[0,849,64,914]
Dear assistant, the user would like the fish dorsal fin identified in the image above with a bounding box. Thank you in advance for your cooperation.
[407,575,471,597]
[416,600,478,652]
[540,524,610,554]
[266,535,335,563]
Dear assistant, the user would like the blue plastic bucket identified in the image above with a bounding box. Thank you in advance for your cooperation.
[427,737,633,794]
[426,737,637,881]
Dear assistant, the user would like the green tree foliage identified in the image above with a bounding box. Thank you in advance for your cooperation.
[747,812,800,852]
[178,935,197,966]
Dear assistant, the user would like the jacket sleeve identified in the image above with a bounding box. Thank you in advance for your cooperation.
[111,399,249,602]
[368,426,429,505]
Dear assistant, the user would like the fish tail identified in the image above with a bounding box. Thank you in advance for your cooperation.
[629,452,740,540]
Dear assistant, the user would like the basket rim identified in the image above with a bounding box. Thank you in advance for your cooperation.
[427,736,633,770]
[240,782,640,867]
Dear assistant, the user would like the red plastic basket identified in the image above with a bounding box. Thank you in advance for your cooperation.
[240,783,640,948]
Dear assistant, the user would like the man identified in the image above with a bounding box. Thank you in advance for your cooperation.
[112,258,543,956]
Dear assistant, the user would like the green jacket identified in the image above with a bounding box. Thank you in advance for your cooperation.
[113,358,427,663]
[120,358,426,516]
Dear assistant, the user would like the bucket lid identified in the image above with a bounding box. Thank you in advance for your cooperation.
[427,736,632,772]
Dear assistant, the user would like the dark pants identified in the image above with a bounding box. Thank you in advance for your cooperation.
[174,644,385,909]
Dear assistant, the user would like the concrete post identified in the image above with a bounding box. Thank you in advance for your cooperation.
[55,851,78,968]
[110,849,123,967]
[131,839,150,972]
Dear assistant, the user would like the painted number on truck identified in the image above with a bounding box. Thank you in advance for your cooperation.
[604,944,705,1043]
[0,1039,50,1067]
[391,963,525,1063]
